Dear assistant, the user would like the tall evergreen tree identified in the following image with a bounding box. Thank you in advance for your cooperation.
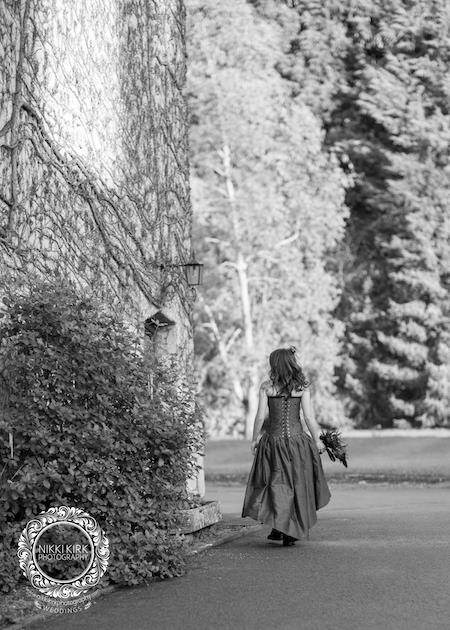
[255,0,450,427]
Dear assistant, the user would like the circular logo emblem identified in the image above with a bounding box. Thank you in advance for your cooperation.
[18,506,109,599]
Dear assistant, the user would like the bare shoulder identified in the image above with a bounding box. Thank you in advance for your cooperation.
[260,379,271,393]
[294,380,311,398]
[300,381,311,399]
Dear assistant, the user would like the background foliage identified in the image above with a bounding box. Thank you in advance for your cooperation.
[0,281,202,593]
[187,0,350,437]
[188,0,450,433]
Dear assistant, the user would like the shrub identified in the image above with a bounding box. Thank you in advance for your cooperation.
[0,281,202,593]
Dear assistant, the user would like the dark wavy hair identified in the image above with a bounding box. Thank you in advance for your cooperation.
[268,346,310,396]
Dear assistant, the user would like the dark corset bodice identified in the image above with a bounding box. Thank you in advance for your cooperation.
[264,396,304,438]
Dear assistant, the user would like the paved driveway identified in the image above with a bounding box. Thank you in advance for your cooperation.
[29,484,450,630]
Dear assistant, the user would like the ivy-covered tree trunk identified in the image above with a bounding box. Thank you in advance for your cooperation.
[118,1,194,372]
[0,0,194,375]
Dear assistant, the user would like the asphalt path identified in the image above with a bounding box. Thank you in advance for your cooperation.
[28,484,450,630]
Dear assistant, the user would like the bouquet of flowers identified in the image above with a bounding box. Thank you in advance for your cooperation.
[319,429,348,467]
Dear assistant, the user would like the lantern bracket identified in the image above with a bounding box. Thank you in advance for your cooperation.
[158,253,203,287]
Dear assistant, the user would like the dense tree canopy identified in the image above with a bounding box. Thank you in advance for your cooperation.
[187,0,349,436]
[189,0,450,433]
[257,0,450,429]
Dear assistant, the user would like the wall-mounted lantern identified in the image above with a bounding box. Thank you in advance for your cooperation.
[182,255,204,287]
[158,251,204,300]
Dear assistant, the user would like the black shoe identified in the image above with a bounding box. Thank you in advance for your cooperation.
[267,528,283,541]
[282,534,297,546]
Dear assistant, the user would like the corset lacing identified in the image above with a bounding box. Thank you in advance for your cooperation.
[282,396,291,439]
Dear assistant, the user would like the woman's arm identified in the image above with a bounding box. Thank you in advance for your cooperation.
[250,382,268,453]
[301,388,323,452]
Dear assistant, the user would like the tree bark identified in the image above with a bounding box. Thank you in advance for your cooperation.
[220,142,258,439]
[0,1,193,364]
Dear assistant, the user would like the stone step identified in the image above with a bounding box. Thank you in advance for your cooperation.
[180,500,222,534]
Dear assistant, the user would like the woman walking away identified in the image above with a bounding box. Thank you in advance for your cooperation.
[241,346,331,546]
